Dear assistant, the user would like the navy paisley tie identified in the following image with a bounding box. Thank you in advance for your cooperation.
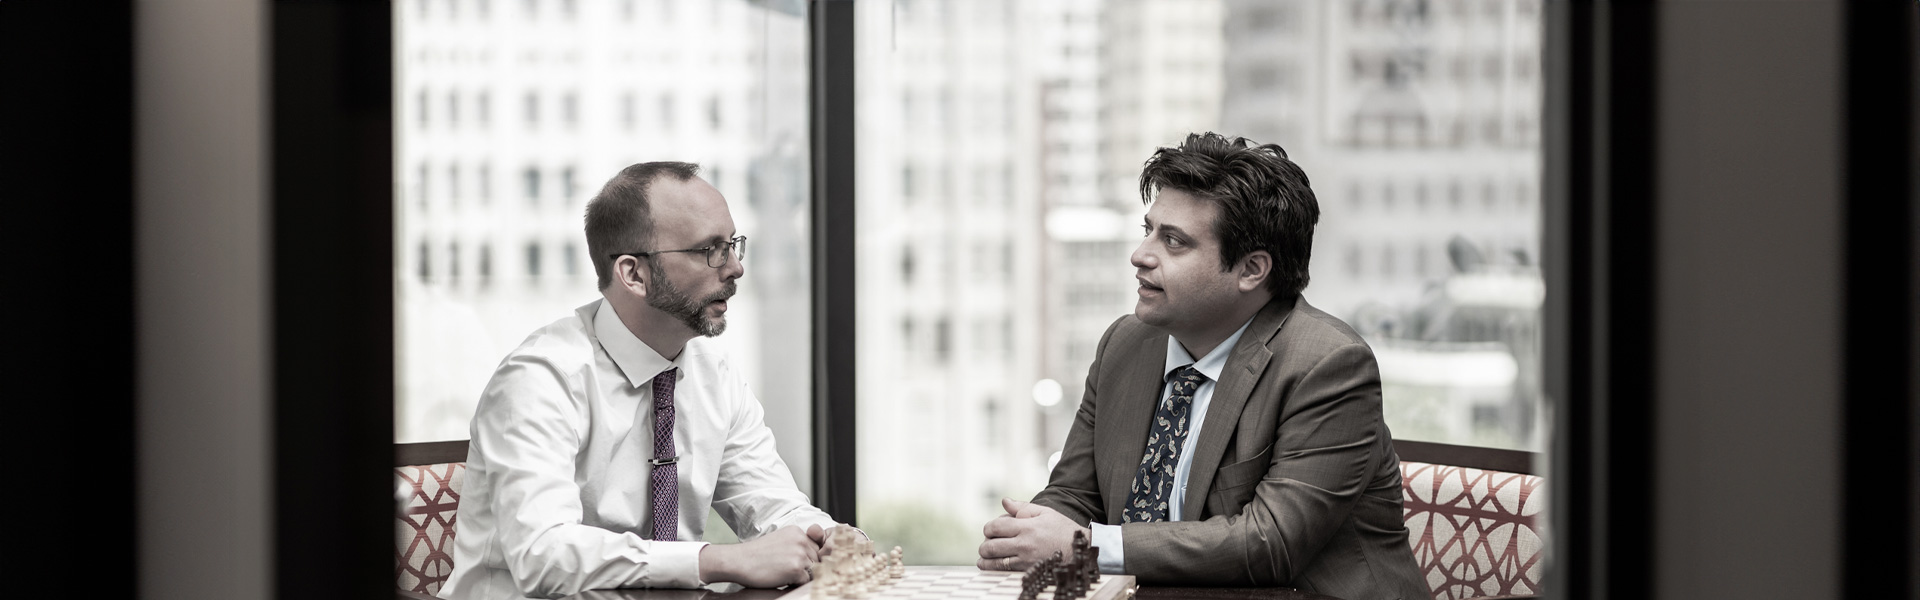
[1124,366,1207,523]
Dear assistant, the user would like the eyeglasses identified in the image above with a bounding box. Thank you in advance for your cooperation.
[611,235,747,269]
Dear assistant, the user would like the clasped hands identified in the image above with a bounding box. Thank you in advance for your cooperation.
[698,523,859,588]
[977,498,1090,572]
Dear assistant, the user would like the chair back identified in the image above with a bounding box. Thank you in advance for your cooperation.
[1395,440,1545,600]
[395,440,470,597]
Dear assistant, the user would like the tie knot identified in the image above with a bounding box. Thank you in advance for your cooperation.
[1167,365,1207,397]
[1171,365,1206,385]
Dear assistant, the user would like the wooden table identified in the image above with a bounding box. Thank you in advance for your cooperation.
[544,566,1343,600]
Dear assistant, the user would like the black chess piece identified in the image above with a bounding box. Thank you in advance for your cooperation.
[1086,546,1101,582]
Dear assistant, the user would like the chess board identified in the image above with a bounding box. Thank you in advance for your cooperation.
[778,567,1136,600]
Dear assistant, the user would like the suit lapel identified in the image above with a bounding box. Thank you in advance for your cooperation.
[1179,297,1295,520]
[1102,330,1169,523]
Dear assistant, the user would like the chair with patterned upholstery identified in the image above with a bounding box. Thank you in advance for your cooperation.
[1394,439,1545,600]
[395,440,470,598]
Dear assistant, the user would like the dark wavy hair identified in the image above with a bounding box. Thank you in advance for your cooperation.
[585,161,701,290]
[1138,132,1319,298]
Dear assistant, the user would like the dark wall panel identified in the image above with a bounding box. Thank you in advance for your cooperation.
[1843,3,1916,599]
[1654,4,1843,599]
[272,2,396,598]
[0,0,137,593]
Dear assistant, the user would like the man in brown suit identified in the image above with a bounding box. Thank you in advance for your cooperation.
[978,133,1428,599]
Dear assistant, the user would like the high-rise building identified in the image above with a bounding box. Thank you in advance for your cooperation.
[394,0,816,473]
[852,0,1052,562]
[1035,0,1134,460]
[1219,0,1545,449]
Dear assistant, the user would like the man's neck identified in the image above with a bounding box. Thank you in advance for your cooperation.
[1171,295,1271,359]
[1172,327,1237,361]
[607,295,692,361]
[638,331,689,363]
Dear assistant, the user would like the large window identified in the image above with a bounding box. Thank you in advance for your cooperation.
[392,0,815,540]
[855,0,1544,564]
[394,0,1546,566]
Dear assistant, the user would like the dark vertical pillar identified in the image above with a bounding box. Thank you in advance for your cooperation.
[271,2,395,598]
[1544,2,1656,599]
[810,0,858,524]
[1601,3,1657,598]
[1842,3,1915,599]
[0,0,137,594]
[1541,1,1585,596]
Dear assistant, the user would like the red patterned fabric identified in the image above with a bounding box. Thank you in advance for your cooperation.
[396,462,466,597]
[1400,461,1545,600]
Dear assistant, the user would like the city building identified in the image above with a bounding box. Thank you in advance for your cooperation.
[394,0,817,472]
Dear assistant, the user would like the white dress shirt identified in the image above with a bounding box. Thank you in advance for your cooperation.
[1088,317,1254,574]
[444,299,837,599]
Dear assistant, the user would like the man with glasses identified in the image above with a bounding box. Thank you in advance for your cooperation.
[977,134,1427,599]
[446,162,848,599]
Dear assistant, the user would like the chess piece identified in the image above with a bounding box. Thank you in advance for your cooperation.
[1021,562,1042,599]
[1087,546,1101,582]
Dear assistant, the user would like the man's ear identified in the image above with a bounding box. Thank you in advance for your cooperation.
[615,255,649,299]
[1236,250,1273,293]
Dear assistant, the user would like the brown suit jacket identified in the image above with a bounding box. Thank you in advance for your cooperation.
[1031,296,1428,600]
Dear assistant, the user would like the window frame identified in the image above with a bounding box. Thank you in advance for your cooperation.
[272,2,1920,596]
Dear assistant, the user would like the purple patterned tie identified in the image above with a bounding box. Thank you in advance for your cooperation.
[648,368,679,542]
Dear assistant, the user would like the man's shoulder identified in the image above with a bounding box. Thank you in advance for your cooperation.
[1277,299,1368,349]
[486,303,602,389]
[470,307,601,436]
[509,308,599,361]
[1266,298,1376,370]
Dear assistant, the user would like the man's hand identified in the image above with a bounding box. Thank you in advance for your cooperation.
[699,525,821,587]
[977,498,1089,571]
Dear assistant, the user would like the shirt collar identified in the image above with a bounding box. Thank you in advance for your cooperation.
[591,298,678,388]
[1164,316,1257,383]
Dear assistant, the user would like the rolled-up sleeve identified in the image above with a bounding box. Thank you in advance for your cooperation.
[473,354,708,597]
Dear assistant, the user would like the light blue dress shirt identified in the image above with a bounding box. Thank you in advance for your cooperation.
[1088,317,1255,574]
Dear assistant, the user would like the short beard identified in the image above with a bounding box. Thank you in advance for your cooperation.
[647,260,736,337]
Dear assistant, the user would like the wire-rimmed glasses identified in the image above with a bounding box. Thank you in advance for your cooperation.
[610,235,747,269]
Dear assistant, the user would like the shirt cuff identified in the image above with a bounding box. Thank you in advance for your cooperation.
[1089,523,1125,575]
[650,540,712,588]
